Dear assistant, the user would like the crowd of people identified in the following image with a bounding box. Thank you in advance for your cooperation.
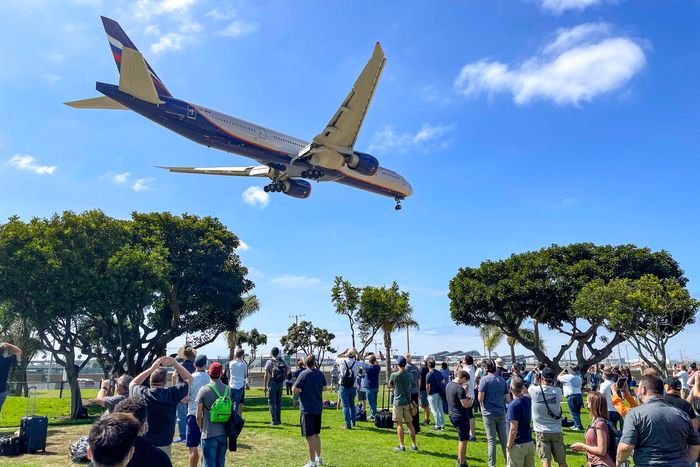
[3,339,700,467]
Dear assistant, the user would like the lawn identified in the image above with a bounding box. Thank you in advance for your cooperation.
[0,389,592,466]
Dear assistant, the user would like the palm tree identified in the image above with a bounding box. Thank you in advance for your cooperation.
[382,314,418,384]
[507,329,544,365]
[480,325,504,359]
[225,295,260,360]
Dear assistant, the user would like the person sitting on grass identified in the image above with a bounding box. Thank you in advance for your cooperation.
[87,413,141,467]
[293,354,327,467]
[113,397,172,467]
[446,369,474,467]
[389,356,418,453]
[129,356,193,458]
[94,375,132,414]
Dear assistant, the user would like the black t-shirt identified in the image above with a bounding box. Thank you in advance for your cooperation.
[127,436,172,467]
[176,360,195,383]
[130,384,188,447]
[446,381,468,419]
[419,366,429,392]
[293,368,327,415]
[0,355,17,393]
[664,394,696,420]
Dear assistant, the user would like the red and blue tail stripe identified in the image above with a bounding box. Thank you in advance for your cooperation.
[100,16,172,97]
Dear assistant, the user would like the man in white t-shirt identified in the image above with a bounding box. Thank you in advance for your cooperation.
[186,355,210,467]
[556,365,583,431]
[675,364,690,399]
[599,367,621,430]
[528,368,568,467]
[461,355,477,441]
[228,347,248,416]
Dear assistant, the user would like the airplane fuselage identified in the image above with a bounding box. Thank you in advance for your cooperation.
[97,82,413,200]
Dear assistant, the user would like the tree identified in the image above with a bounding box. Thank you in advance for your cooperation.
[480,325,504,359]
[359,282,416,382]
[331,276,361,350]
[225,296,261,360]
[237,328,267,369]
[506,329,540,365]
[450,243,686,373]
[280,320,336,364]
[0,303,41,396]
[575,275,698,377]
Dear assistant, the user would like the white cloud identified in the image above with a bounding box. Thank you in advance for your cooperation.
[144,24,161,36]
[113,172,131,184]
[455,22,646,106]
[369,123,454,154]
[218,20,258,37]
[534,0,612,14]
[132,177,154,192]
[242,186,269,209]
[8,155,56,175]
[270,274,321,288]
[237,240,250,251]
[150,32,184,54]
[43,74,62,84]
[130,0,197,21]
[205,8,231,20]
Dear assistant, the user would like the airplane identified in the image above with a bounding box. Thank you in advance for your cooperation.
[66,17,413,210]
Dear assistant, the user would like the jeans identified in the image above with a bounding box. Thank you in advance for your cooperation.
[176,401,187,439]
[609,410,623,431]
[366,388,378,417]
[428,393,444,428]
[232,387,244,415]
[567,393,584,429]
[201,435,227,467]
[339,386,357,428]
[483,414,508,467]
[0,391,7,413]
[268,382,283,424]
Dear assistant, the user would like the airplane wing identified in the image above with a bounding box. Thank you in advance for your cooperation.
[293,43,386,169]
[156,165,272,177]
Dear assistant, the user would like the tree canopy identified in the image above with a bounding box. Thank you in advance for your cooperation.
[280,320,336,364]
[449,243,686,372]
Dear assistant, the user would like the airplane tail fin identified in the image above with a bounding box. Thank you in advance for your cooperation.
[100,16,172,98]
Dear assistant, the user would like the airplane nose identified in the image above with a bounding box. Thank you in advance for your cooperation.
[404,179,414,197]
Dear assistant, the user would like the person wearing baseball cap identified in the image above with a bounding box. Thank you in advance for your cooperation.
[389,356,418,453]
[528,367,567,467]
[664,376,698,431]
[185,355,210,467]
[195,361,229,467]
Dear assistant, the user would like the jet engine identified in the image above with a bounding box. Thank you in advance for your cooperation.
[345,151,379,176]
[282,178,312,199]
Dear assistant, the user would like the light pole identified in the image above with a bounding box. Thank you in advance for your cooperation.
[289,313,305,360]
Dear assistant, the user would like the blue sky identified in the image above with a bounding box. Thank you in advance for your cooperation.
[1,0,699,362]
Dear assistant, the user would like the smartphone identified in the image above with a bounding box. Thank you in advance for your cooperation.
[616,377,628,389]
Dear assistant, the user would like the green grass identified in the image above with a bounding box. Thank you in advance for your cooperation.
[0,389,593,466]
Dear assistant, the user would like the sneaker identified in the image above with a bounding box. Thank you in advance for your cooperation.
[172,437,185,443]
[440,426,445,431]
[468,435,477,442]
[302,462,316,467]
[423,420,431,426]
[393,446,406,452]
[410,445,418,451]
[432,426,441,431]
[315,456,324,465]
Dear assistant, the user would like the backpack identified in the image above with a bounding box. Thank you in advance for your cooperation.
[271,359,287,384]
[207,383,232,423]
[341,361,356,388]
[591,417,620,461]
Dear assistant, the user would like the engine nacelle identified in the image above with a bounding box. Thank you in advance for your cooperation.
[282,178,312,199]
[345,151,379,176]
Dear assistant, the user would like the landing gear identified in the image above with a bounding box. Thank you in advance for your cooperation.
[394,197,403,211]
[264,181,287,193]
[301,168,325,180]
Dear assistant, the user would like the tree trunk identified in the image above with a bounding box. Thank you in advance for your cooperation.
[384,330,392,385]
[510,343,516,366]
[65,363,84,419]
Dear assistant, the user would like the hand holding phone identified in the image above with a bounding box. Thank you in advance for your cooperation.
[616,377,628,389]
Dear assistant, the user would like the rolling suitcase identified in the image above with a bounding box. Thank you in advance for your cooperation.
[20,386,48,453]
[374,384,393,429]
[0,435,21,456]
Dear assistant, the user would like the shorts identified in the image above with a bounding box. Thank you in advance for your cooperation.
[300,413,322,437]
[186,415,201,448]
[450,416,470,441]
[232,387,245,404]
[464,405,474,420]
[535,431,566,464]
[392,404,412,424]
[420,390,429,407]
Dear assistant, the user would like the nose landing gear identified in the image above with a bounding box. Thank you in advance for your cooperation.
[394,197,403,211]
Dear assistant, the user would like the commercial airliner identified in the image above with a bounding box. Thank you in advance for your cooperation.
[67,17,413,210]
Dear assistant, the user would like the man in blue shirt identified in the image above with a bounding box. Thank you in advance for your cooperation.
[0,342,21,413]
[293,354,327,467]
[364,355,381,419]
[478,359,512,467]
[507,376,534,467]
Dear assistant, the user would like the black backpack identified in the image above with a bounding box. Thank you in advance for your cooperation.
[271,359,287,383]
[341,361,356,388]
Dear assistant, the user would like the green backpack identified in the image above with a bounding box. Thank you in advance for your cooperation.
[207,383,232,423]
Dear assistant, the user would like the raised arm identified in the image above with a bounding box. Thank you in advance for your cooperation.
[2,343,22,358]
[131,358,163,388]
[164,356,193,385]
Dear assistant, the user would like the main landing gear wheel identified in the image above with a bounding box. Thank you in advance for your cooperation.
[394,197,403,211]
[264,182,286,193]
[301,168,325,180]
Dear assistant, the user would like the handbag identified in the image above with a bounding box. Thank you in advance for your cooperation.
[409,401,418,416]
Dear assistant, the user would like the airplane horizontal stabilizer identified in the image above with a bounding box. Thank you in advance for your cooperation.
[64,96,127,110]
[156,166,271,177]
[118,47,164,105]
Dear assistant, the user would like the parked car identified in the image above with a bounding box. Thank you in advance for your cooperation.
[77,378,96,388]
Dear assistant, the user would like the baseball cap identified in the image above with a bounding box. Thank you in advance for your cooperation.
[495,357,503,367]
[194,355,208,368]
[397,356,407,367]
[541,367,556,381]
[666,376,682,391]
[208,362,223,378]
